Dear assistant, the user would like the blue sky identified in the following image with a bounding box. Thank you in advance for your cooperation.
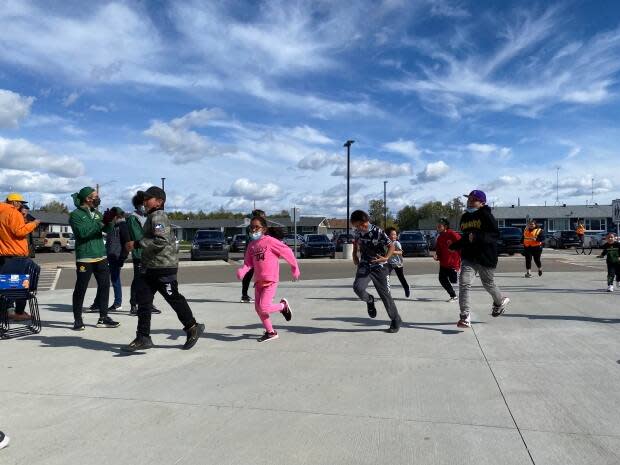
[1,0,620,216]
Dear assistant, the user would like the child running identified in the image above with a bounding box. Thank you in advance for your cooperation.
[351,210,402,333]
[434,218,461,302]
[385,227,411,298]
[449,190,509,328]
[598,232,620,292]
[240,209,266,303]
[237,216,300,342]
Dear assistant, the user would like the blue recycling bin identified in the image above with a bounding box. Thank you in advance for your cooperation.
[0,257,41,339]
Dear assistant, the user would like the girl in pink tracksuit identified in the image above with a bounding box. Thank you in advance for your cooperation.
[236,216,300,342]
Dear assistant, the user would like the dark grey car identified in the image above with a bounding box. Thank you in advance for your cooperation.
[191,230,229,261]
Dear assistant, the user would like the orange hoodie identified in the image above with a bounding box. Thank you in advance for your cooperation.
[0,202,38,257]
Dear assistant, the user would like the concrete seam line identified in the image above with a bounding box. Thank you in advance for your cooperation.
[471,325,537,465]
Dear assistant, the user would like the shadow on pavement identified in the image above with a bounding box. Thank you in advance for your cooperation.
[502,313,620,324]
[313,316,463,335]
[497,286,611,294]
[22,334,127,354]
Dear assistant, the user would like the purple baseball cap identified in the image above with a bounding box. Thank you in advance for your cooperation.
[464,190,487,203]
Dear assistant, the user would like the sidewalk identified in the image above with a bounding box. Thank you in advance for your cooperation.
[2,271,620,465]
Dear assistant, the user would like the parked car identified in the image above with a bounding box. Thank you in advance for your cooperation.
[65,233,75,251]
[190,230,229,261]
[333,233,354,251]
[34,231,71,253]
[283,234,305,248]
[300,234,335,258]
[425,232,438,251]
[399,231,430,257]
[230,234,247,252]
[584,232,606,248]
[497,227,524,256]
[546,230,581,249]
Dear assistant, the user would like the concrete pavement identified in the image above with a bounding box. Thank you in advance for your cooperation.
[2,269,620,464]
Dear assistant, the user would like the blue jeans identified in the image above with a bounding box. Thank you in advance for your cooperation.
[108,256,124,306]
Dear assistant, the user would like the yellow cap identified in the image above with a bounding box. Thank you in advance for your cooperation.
[6,192,27,203]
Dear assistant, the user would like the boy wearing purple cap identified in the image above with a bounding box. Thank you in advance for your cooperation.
[449,190,509,328]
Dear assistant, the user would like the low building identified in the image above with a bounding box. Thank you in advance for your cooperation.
[492,204,614,233]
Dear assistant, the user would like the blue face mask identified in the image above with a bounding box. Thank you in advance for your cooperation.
[250,231,263,241]
[465,207,479,213]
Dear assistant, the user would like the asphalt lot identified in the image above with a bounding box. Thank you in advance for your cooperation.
[32,249,608,291]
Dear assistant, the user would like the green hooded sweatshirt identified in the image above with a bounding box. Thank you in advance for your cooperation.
[69,191,112,262]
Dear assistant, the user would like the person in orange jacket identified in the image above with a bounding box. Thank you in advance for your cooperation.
[0,193,40,320]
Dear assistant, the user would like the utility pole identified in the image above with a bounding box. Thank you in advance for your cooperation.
[591,177,594,205]
[344,140,354,240]
[161,177,166,190]
[383,180,388,229]
[292,206,299,258]
[555,167,560,205]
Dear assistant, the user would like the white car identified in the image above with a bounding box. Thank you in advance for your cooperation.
[64,233,75,251]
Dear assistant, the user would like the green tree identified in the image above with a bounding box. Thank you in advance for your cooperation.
[368,199,392,227]
[40,200,69,214]
[396,205,419,230]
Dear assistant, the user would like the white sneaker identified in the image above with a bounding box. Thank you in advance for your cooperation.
[0,431,9,450]
[492,297,510,317]
[457,314,471,328]
[524,272,532,278]
[607,285,614,292]
[447,296,458,303]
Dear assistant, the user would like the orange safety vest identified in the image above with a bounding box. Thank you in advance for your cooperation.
[523,228,543,247]
[576,225,586,235]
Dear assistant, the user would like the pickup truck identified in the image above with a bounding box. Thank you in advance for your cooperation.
[34,232,73,253]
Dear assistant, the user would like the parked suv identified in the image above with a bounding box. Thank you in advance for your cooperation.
[333,233,354,251]
[546,230,581,249]
[34,231,71,253]
[300,234,335,258]
[497,227,524,256]
[283,234,304,248]
[191,230,229,261]
[399,231,430,257]
[230,234,247,252]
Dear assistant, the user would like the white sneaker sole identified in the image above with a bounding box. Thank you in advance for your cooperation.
[0,434,10,450]
[281,298,292,319]
[258,334,279,343]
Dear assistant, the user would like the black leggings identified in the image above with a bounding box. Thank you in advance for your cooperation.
[391,266,410,292]
[607,262,620,285]
[524,247,542,270]
[72,260,110,322]
[242,268,254,297]
[438,266,458,298]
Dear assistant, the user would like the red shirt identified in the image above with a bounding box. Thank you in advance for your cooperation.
[435,229,461,270]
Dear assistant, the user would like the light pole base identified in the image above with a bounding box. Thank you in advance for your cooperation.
[343,243,354,260]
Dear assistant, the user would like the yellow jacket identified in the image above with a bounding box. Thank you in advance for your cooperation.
[0,202,37,257]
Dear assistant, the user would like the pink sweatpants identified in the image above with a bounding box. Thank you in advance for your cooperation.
[254,281,284,332]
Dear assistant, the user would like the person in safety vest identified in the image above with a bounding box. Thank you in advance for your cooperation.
[575,222,586,244]
[523,220,545,278]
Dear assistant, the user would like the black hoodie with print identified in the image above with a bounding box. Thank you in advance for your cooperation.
[449,205,499,268]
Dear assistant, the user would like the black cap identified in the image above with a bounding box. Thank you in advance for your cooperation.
[138,186,166,202]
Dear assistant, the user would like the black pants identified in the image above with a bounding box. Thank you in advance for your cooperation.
[607,262,620,286]
[242,267,254,297]
[72,260,110,322]
[0,256,28,314]
[136,269,196,337]
[524,247,542,270]
[353,264,401,323]
[391,266,410,292]
[438,266,458,298]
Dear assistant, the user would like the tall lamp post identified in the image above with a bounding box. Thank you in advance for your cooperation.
[343,140,355,260]
[161,177,166,190]
[383,180,388,229]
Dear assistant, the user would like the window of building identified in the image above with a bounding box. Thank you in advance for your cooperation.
[497,219,505,227]
[585,218,606,231]
[548,218,569,231]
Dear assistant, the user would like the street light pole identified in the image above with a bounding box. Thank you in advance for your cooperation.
[383,180,388,229]
[161,177,166,190]
[344,140,354,240]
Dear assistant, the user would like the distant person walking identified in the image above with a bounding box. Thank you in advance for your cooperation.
[576,221,586,245]
[237,215,300,342]
[523,220,545,278]
[450,190,509,328]
[385,227,411,298]
[351,210,402,333]
[105,207,130,311]
[240,209,266,303]
[69,186,120,330]
[598,232,620,292]
[0,192,40,321]
[434,218,461,302]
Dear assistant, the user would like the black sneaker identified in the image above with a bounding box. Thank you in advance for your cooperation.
[96,317,120,328]
[151,307,162,314]
[280,298,292,321]
[121,335,154,352]
[257,330,279,343]
[0,430,10,450]
[108,303,122,311]
[240,295,254,303]
[86,303,99,313]
[491,297,510,317]
[130,305,138,315]
[538,269,543,277]
[405,285,411,298]
[183,323,205,350]
[387,319,401,333]
[366,295,377,318]
[73,321,85,331]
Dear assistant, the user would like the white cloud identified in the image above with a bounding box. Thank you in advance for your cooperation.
[382,139,421,159]
[529,175,614,198]
[414,160,450,183]
[482,175,521,192]
[89,104,109,112]
[0,137,85,177]
[169,108,225,129]
[216,178,281,201]
[288,126,333,145]
[297,152,342,170]
[0,89,35,128]
[332,159,413,178]
[0,169,86,195]
[62,91,80,107]
[466,143,512,159]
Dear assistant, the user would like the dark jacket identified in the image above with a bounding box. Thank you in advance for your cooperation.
[106,219,130,262]
[600,242,620,264]
[137,208,178,269]
[450,206,499,268]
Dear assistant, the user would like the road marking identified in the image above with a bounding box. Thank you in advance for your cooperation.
[38,267,61,291]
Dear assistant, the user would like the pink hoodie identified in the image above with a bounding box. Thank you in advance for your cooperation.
[237,235,300,283]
